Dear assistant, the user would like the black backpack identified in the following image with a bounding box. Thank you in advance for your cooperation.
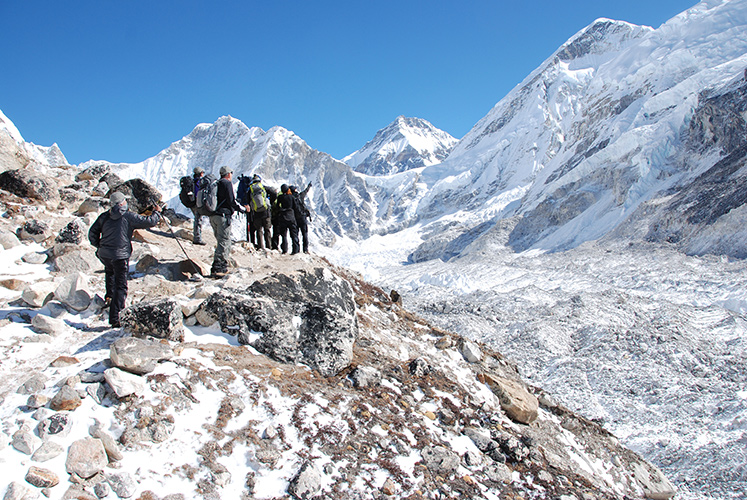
[237,175,251,205]
[179,176,196,208]
[195,174,220,216]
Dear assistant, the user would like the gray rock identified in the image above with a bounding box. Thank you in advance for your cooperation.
[21,281,57,308]
[17,220,50,243]
[31,313,67,336]
[65,437,108,479]
[104,367,146,398]
[54,272,93,311]
[288,461,322,499]
[75,163,110,182]
[350,366,382,388]
[408,357,432,377]
[22,252,48,265]
[632,462,677,500]
[485,463,512,483]
[31,441,65,462]
[460,339,482,363]
[11,431,38,455]
[0,228,21,249]
[26,394,50,409]
[89,424,124,461]
[119,298,184,342]
[93,481,111,499]
[464,426,493,452]
[37,413,74,441]
[86,383,107,405]
[3,481,39,500]
[92,181,109,197]
[17,373,48,395]
[421,445,460,476]
[109,178,162,213]
[56,219,87,244]
[109,336,174,375]
[106,472,137,498]
[483,373,539,424]
[77,197,109,215]
[53,249,102,274]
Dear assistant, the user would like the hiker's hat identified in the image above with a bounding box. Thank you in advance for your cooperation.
[110,192,127,205]
[220,165,233,176]
[193,167,205,175]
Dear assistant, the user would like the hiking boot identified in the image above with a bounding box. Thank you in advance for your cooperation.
[210,270,228,279]
[194,240,206,246]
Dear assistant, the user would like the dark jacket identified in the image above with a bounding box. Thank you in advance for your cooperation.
[89,204,160,260]
[216,177,242,217]
[277,192,297,223]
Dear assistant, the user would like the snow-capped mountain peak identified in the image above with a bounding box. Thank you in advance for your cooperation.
[343,115,458,176]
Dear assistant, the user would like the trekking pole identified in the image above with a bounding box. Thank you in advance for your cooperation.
[149,199,201,275]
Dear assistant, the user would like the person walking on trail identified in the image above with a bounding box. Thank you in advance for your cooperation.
[210,165,248,278]
[191,167,207,245]
[276,184,300,255]
[88,191,161,327]
[291,183,312,253]
[249,174,273,251]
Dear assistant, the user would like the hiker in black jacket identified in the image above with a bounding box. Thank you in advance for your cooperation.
[276,184,300,254]
[210,166,248,277]
[291,183,312,253]
[88,191,161,327]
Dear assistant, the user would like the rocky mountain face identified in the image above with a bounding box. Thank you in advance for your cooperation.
[343,116,458,176]
[0,140,676,499]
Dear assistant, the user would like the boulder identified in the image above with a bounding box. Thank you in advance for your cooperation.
[120,298,184,342]
[75,163,110,182]
[100,172,122,190]
[109,336,174,375]
[17,220,50,243]
[109,178,162,213]
[104,367,146,398]
[460,339,482,363]
[92,181,109,197]
[135,253,159,273]
[483,374,539,424]
[77,197,109,215]
[21,281,57,308]
[421,445,460,476]
[21,252,48,264]
[288,462,322,500]
[632,462,677,500]
[11,431,38,455]
[31,314,67,336]
[31,441,65,462]
[54,272,93,311]
[17,373,48,395]
[0,228,21,249]
[53,249,101,274]
[106,472,137,499]
[56,218,87,244]
[37,413,73,440]
[178,258,210,278]
[0,168,60,206]
[3,482,38,500]
[49,385,82,411]
[65,437,108,479]
[89,423,124,461]
[350,366,382,388]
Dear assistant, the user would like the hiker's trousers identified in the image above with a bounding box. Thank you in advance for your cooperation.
[210,214,232,273]
[100,257,128,326]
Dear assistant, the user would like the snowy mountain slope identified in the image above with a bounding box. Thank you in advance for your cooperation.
[343,116,458,176]
[0,109,68,173]
[80,116,377,243]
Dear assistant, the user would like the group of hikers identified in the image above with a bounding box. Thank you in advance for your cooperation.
[88,165,312,328]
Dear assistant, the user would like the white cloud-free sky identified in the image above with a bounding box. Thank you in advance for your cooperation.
[0,0,696,165]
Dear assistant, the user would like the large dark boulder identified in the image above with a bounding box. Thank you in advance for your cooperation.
[196,268,358,376]
[108,178,162,213]
[0,168,60,205]
[120,298,184,342]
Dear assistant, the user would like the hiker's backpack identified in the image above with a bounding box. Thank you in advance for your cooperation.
[196,174,219,215]
[250,182,270,212]
[179,176,196,208]
[237,175,251,205]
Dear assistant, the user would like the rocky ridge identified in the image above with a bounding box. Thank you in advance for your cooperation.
[0,161,675,498]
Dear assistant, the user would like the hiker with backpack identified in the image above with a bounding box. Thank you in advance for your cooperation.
[276,184,300,254]
[248,174,273,251]
[291,183,312,253]
[236,174,254,245]
[208,165,249,278]
[179,167,207,245]
[88,191,162,327]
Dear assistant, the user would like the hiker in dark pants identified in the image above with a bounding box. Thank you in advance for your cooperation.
[291,183,312,253]
[276,184,300,254]
[88,191,161,327]
[210,166,248,278]
[191,167,207,245]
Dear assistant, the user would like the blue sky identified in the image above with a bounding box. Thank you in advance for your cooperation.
[1,0,697,165]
